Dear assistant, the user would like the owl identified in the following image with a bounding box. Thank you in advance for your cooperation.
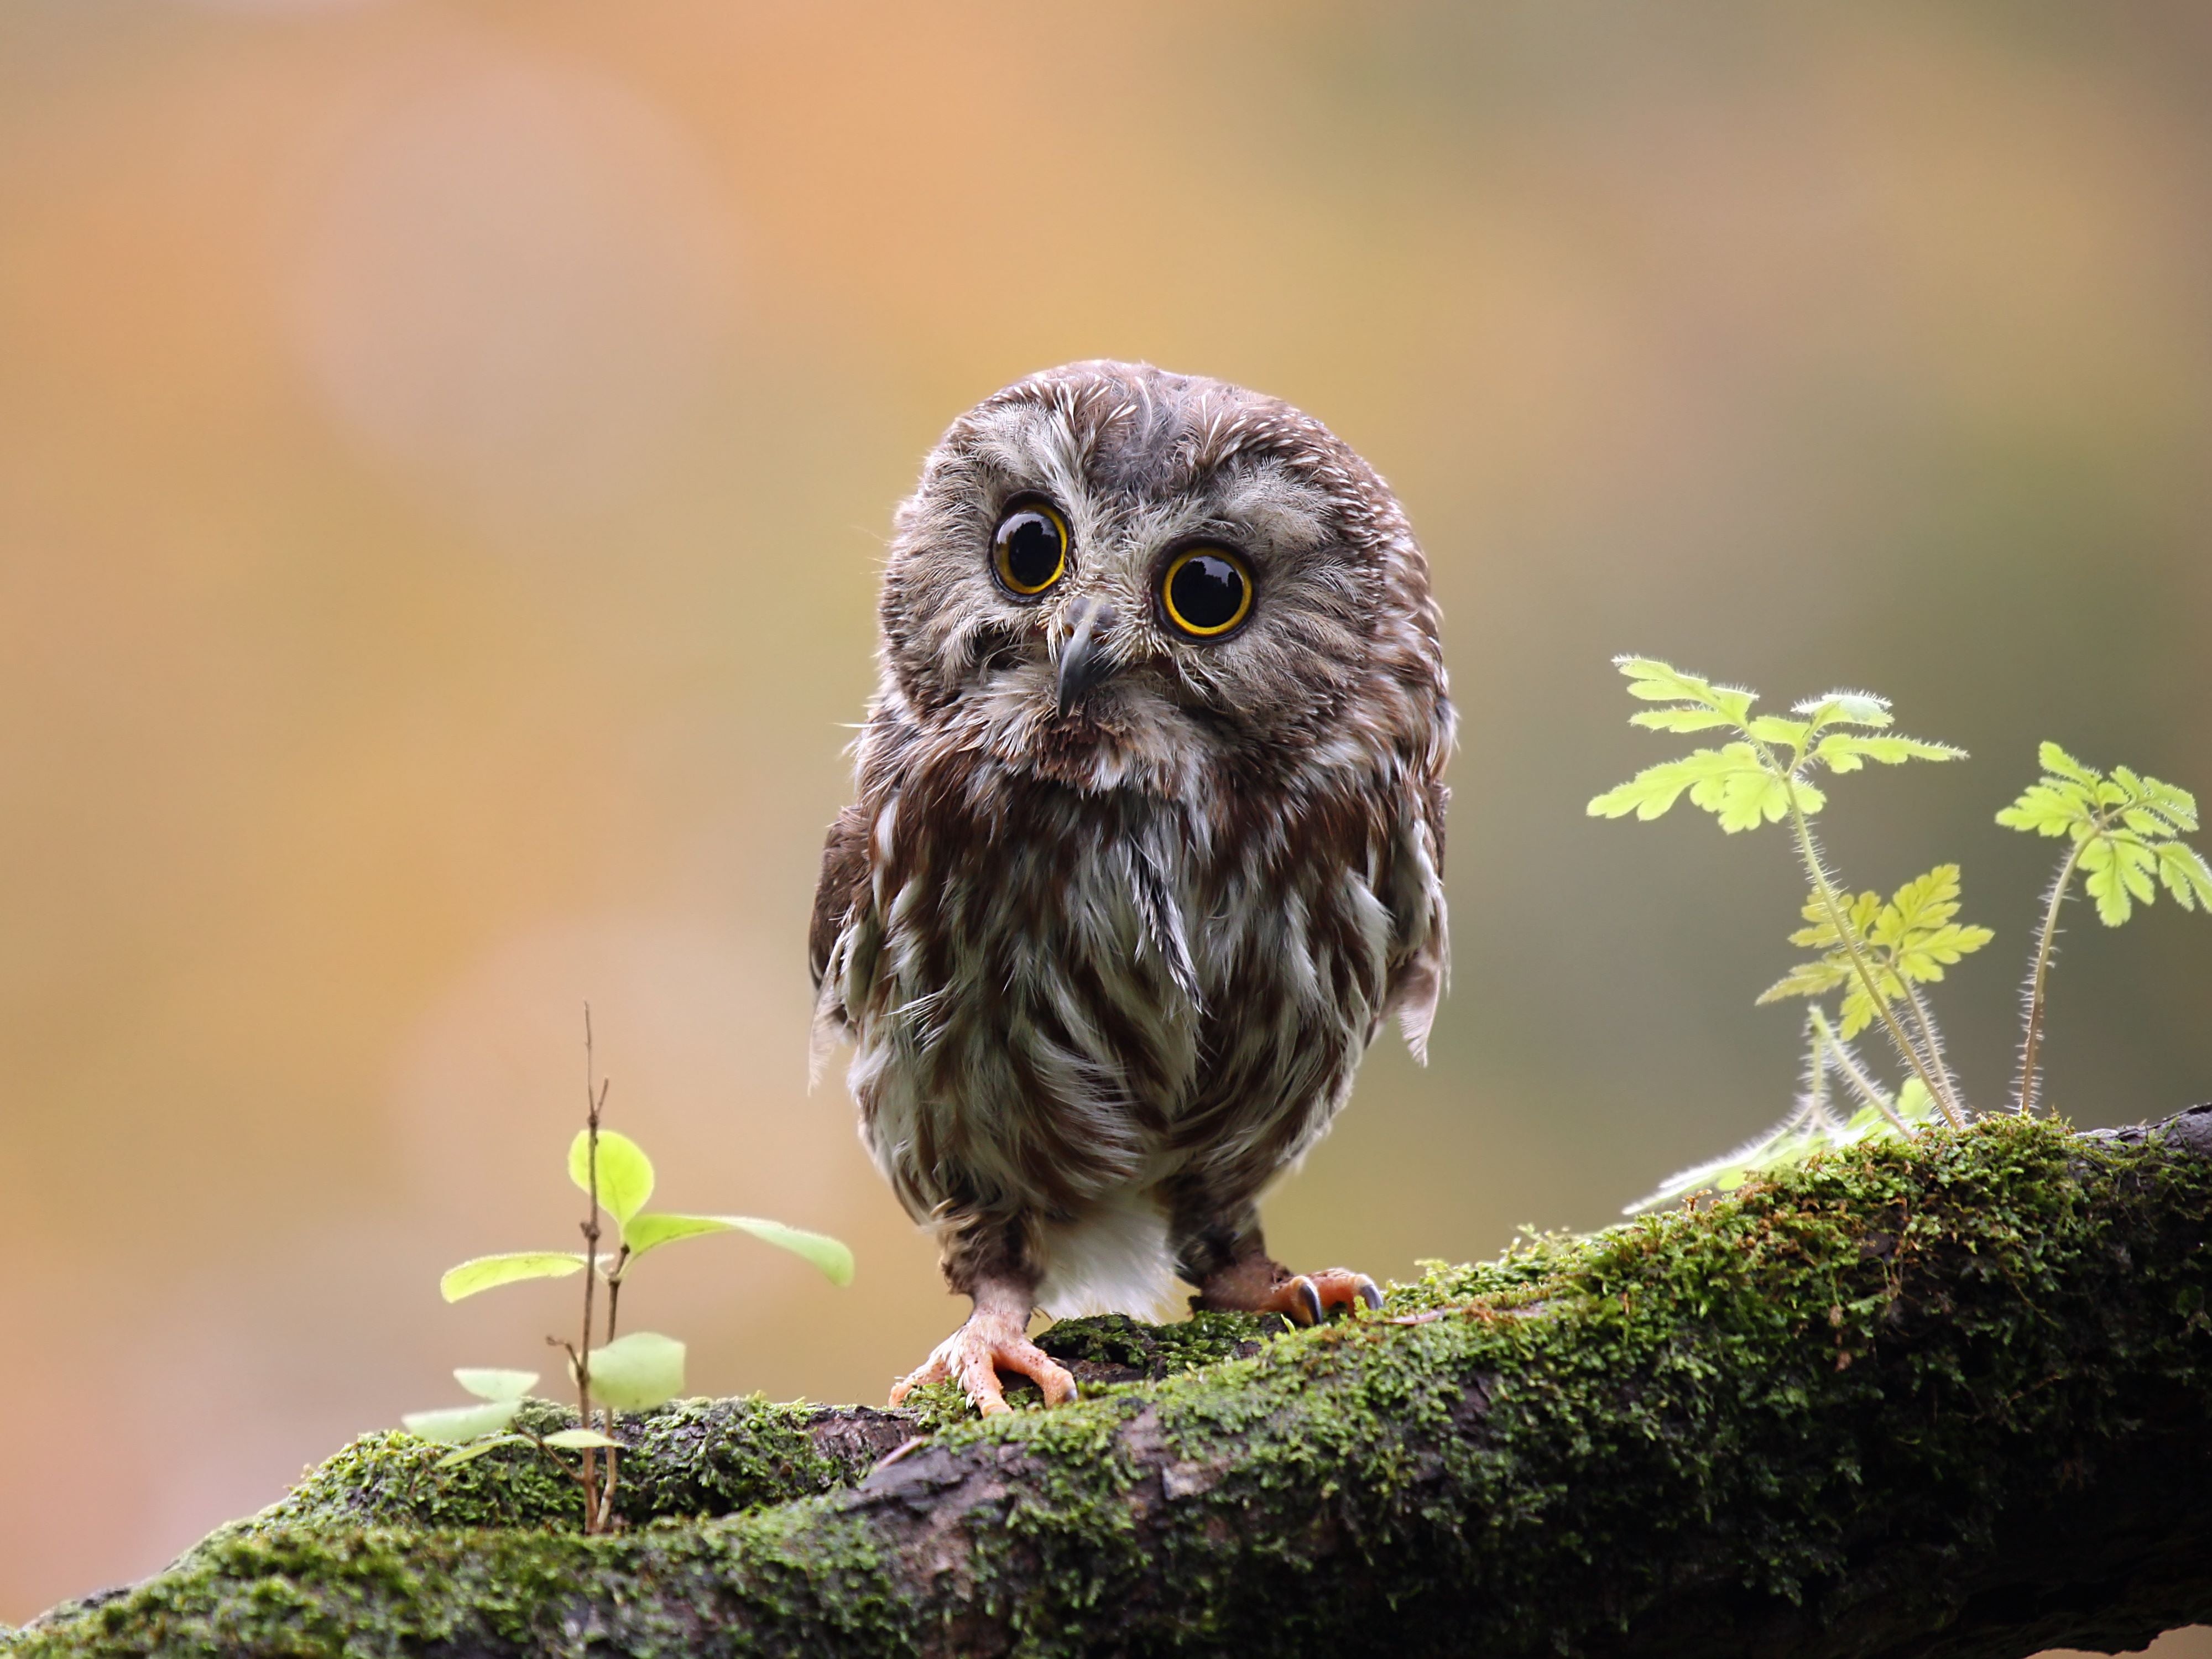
[811,361,1452,1415]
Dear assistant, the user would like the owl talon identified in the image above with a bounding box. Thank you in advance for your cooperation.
[1218,1266,1381,1326]
[890,1305,1078,1417]
[1305,1269,1383,1317]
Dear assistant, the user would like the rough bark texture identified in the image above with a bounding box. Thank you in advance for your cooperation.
[7,1109,2209,1659]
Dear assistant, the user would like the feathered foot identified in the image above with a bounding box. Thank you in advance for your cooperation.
[1194,1257,1381,1326]
[889,1298,1078,1417]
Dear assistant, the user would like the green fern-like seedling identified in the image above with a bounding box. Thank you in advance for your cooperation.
[1599,661,2212,1208]
[1997,742,2212,1114]
[1757,864,1994,1042]
[1589,657,1971,1125]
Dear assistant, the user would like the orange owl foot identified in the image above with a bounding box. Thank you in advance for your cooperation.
[889,1305,1079,1417]
[1195,1261,1383,1326]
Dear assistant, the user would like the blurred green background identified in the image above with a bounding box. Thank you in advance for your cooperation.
[3,0,2209,1639]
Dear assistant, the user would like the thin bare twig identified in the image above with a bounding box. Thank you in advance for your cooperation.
[577,1005,606,1531]
[606,1246,630,1346]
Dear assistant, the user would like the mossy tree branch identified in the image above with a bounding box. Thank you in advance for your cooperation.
[11,1109,2212,1659]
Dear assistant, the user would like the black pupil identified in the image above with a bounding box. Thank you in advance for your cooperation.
[1170,554,1246,630]
[1000,513,1061,590]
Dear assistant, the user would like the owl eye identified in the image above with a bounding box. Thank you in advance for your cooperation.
[1159,547,1253,638]
[992,502,1069,597]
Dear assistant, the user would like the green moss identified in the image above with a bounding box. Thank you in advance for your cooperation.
[232,1394,901,1538]
[11,1115,2209,1657]
[1037,1308,1285,1376]
[884,1308,1290,1425]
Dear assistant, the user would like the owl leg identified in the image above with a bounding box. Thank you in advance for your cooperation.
[888,1211,1077,1417]
[1173,1198,1381,1327]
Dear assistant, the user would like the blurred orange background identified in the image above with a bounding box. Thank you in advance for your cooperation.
[4,1,2210,1642]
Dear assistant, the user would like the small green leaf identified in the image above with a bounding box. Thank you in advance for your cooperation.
[1787,888,1881,951]
[2004,745,2209,931]
[1627,706,1739,733]
[569,1129,655,1228]
[1745,714,1813,749]
[1792,691,1894,729]
[542,1428,622,1450]
[2080,837,2133,926]
[2037,741,2099,788]
[440,1253,587,1302]
[2119,839,2158,905]
[1895,923,1995,982]
[1777,867,1990,1037]
[1614,656,1754,723]
[622,1212,855,1285]
[402,1399,522,1443]
[433,1434,531,1468]
[1892,1077,1940,1125]
[1589,745,1813,832]
[1836,973,1898,1040]
[578,1331,686,1412]
[1588,751,1742,822]
[718,1216,856,1285]
[1996,780,2091,837]
[2145,778,2200,833]
[1755,959,1851,1005]
[618,1212,737,1259]
[2157,842,2212,910]
[1876,865,1965,945]
[452,1368,538,1402]
[1814,733,1966,773]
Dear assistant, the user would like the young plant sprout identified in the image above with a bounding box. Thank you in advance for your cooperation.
[1589,658,1976,1128]
[1997,743,2212,1116]
[1591,659,2210,1213]
[401,1014,854,1533]
[1754,863,1993,1117]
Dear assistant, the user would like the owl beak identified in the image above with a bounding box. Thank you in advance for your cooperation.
[1055,595,1119,717]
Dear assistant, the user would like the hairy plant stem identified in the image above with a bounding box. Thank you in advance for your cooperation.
[1808,1005,1912,1135]
[2015,837,2090,1117]
[1780,774,1965,1129]
[1897,978,1963,1115]
[1801,1018,1834,1128]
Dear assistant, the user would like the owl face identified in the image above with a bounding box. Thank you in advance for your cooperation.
[877,360,1441,796]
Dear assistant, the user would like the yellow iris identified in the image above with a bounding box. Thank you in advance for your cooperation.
[1160,547,1253,637]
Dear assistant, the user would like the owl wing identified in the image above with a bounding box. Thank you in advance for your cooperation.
[808,805,868,988]
[1381,778,1450,1064]
[808,805,878,1057]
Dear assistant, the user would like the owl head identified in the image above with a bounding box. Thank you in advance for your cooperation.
[876,360,1448,797]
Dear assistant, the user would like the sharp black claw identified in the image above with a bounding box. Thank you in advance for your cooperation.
[1357,1277,1383,1311]
[1291,1277,1324,1326]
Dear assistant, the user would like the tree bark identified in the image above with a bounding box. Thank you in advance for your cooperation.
[11,1108,2211,1659]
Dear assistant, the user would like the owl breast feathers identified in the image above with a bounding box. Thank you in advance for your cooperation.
[811,359,1452,1329]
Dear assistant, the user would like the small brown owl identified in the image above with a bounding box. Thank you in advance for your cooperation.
[811,361,1452,1414]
